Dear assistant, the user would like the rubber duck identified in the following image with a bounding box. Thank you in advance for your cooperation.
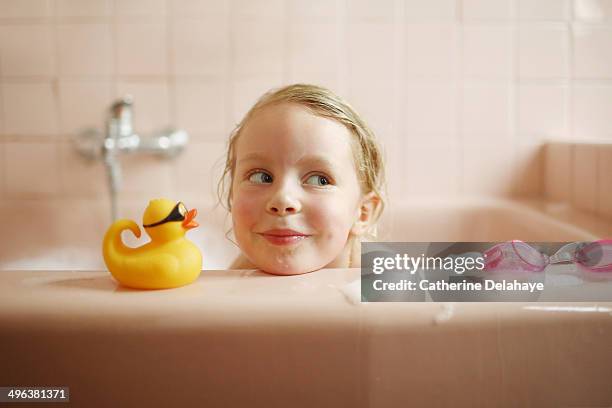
[102,198,202,289]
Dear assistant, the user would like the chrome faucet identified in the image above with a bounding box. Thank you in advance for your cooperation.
[74,96,189,221]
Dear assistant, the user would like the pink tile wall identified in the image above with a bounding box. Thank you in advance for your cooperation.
[572,143,599,213]
[0,0,610,211]
[599,144,612,219]
[545,141,612,221]
[57,23,112,76]
[544,142,572,202]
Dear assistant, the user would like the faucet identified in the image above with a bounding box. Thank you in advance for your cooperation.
[74,96,189,221]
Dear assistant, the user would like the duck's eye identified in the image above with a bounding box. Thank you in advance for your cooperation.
[178,203,187,216]
[248,171,273,184]
[305,174,330,186]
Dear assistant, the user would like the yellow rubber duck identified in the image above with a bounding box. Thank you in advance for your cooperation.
[102,198,202,289]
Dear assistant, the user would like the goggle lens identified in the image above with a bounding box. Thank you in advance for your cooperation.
[576,241,612,271]
[143,202,187,228]
[512,241,547,271]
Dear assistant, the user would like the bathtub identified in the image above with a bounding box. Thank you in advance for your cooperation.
[1,197,611,406]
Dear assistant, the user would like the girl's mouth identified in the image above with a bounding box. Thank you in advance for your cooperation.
[258,229,311,246]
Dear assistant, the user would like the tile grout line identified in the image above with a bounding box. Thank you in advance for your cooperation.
[53,0,62,137]
[339,0,349,97]
[111,0,118,106]
[52,0,62,199]
[0,12,4,198]
[214,2,233,204]
[282,0,289,85]
[511,0,519,197]
[227,0,237,136]
[568,0,576,209]
[395,0,406,203]
[165,0,178,199]
[456,0,464,195]
[391,0,403,204]
[110,0,120,215]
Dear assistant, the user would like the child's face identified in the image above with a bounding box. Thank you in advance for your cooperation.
[231,103,363,274]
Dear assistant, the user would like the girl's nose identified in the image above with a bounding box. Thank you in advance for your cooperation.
[266,187,302,216]
[268,204,298,215]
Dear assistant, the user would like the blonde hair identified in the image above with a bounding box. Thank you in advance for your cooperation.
[217,83,386,236]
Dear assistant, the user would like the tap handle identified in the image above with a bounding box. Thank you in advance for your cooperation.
[108,95,134,138]
[110,95,133,117]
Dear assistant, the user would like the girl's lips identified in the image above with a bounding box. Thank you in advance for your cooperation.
[261,235,309,245]
[258,229,311,246]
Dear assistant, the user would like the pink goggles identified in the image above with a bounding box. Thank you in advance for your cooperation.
[483,239,612,273]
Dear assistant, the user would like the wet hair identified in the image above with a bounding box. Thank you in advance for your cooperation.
[217,83,386,236]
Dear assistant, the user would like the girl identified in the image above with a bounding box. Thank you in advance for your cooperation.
[218,84,386,275]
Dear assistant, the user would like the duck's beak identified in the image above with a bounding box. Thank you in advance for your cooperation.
[182,208,199,230]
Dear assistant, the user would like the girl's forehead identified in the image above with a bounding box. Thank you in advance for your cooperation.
[236,103,355,162]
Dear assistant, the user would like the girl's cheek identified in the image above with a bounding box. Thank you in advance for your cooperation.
[306,195,354,231]
[233,188,264,226]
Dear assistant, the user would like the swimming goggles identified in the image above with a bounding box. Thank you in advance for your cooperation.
[143,202,188,228]
[483,239,612,273]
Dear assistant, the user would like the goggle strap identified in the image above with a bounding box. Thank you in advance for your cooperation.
[143,202,185,228]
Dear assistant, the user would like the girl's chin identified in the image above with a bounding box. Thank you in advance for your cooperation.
[256,260,324,276]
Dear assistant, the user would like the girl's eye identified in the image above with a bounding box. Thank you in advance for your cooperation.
[305,174,331,186]
[248,171,273,184]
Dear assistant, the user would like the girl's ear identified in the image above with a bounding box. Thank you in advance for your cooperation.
[351,191,382,236]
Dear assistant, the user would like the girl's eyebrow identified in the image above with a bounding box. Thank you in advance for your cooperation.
[297,155,336,170]
[237,153,337,170]
[237,152,267,165]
